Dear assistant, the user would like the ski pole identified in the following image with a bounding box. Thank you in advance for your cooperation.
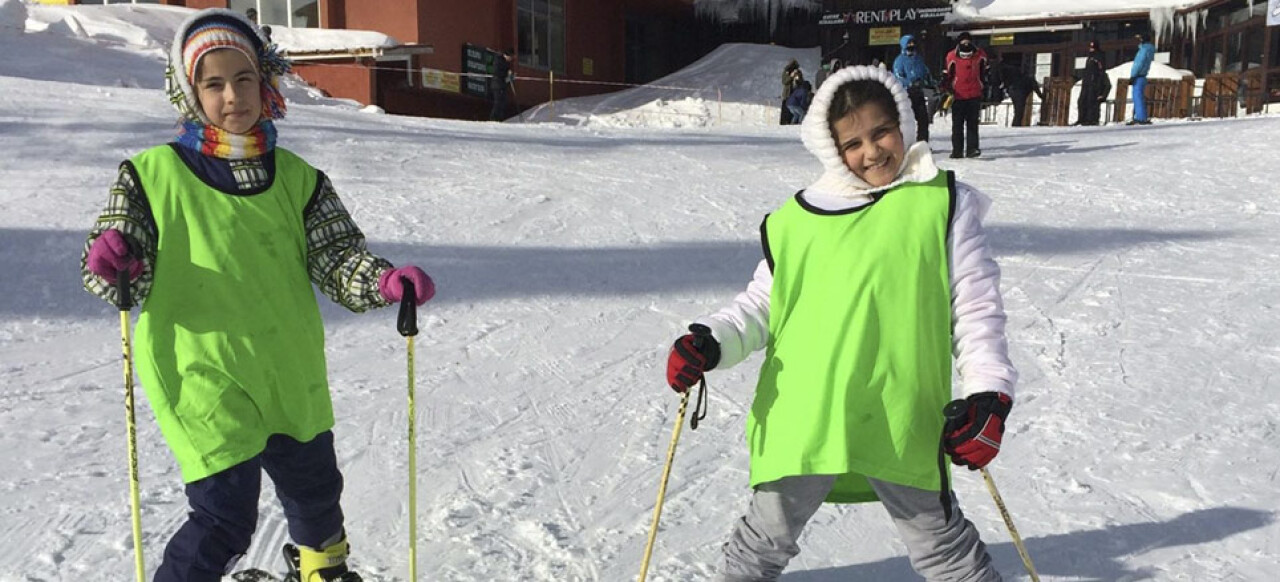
[979,468,1039,582]
[397,279,420,582]
[116,270,146,582]
[943,400,1040,582]
[638,324,711,582]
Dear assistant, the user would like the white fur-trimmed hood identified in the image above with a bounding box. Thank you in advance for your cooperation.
[799,65,939,201]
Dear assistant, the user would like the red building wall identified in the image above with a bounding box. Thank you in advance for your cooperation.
[291,60,376,105]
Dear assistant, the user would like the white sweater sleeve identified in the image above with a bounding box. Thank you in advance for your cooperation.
[950,182,1018,399]
[695,259,773,370]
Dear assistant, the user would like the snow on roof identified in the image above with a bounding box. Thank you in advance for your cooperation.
[20,3,402,56]
[948,0,1205,23]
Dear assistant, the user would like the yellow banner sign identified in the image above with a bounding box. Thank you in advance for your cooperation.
[421,68,461,93]
[991,34,1015,46]
[869,27,901,46]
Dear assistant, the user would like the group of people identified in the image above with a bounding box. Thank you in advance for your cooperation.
[791,31,1160,154]
[90,8,1021,582]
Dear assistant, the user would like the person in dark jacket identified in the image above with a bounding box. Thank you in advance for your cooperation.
[893,34,932,142]
[943,32,989,158]
[1001,62,1044,127]
[781,59,801,124]
[785,73,812,123]
[489,48,514,121]
[1077,41,1111,125]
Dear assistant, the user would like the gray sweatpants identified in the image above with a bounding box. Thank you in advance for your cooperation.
[722,474,1001,582]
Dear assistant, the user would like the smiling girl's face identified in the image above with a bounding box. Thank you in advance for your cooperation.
[831,100,905,188]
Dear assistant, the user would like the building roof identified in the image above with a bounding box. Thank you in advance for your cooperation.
[946,0,1208,24]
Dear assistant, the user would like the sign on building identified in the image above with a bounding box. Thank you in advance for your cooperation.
[820,6,952,27]
[422,68,461,93]
[461,43,494,98]
[869,27,900,46]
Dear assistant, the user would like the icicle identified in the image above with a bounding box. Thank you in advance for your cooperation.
[1149,6,1175,47]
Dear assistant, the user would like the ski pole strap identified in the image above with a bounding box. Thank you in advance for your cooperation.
[115,268,132,311]
[397,278,418,337]
[691,377,708,430]
[688,323,713,431]
[939,398,969,524]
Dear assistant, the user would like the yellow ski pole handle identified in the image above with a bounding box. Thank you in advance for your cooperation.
[637,390,690,582]
[980,468,1040,582]
[116,271,146,582]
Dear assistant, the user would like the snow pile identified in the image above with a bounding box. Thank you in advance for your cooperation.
[0,0,27,34]
[520,43,820,128]
[269,26,400,53]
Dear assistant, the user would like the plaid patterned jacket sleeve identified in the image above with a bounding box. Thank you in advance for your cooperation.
[305,173,394,313]
[81,162,158,307]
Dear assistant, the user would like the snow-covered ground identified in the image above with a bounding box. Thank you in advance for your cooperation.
[3,3,1280,581]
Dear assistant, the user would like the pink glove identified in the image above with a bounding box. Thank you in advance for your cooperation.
[378,266,435,306]
[87,229,143,284]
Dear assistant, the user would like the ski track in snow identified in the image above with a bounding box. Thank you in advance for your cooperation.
[3,8,1280,580]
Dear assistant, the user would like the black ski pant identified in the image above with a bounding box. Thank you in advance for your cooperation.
[1009,92,1030,127]
[1077,92,1101,125]
[951,98,981,154]
[490,87,509,121]
[154,431,345,582]
[908,86,930,142]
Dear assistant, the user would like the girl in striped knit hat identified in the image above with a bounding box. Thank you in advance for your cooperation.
[80,9,433,581]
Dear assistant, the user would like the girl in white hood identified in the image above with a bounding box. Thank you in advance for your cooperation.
[664,66,1017,581]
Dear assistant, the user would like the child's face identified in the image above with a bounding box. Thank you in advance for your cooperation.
[831,103,905,188]
[195,49,262,134]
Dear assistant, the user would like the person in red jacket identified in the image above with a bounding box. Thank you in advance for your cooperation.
[943,32,989,158]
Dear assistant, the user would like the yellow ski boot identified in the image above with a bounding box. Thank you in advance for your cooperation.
[283,537,363,582]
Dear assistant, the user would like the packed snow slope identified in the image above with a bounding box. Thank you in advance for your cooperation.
[2,4,1280,581]
[519,43,821,128]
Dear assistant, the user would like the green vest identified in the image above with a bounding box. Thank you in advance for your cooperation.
[750,171,956,503]
[131,145,332,483]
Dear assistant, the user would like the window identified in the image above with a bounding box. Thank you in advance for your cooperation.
[518,0,566,72]
[1272,27,1280,68]
[227,0,323,29]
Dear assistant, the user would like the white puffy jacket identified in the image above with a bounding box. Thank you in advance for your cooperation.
[696,66,1017,399]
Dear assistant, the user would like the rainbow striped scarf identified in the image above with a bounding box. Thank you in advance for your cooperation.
[176,119,277,159]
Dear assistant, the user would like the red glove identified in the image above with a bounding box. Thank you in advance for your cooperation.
[665,327,720,393]
[378,266,435,305]
[944,392,1013,470]
[86,229,143,284]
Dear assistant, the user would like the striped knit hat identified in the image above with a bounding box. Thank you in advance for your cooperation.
[165,8,291,124]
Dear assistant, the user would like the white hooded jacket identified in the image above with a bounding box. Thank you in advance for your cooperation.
[696,66,1017,399]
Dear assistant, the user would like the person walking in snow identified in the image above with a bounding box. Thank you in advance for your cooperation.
[665,66,1018,582]
[893,33,932,143]
[1077,40,1111,126]
[943,31,989,158]
[1128,33,1155,125]
[79,9,434,582]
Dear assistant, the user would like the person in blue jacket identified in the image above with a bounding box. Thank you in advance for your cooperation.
[1128,33,1155,125]
[893,34,932,142]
